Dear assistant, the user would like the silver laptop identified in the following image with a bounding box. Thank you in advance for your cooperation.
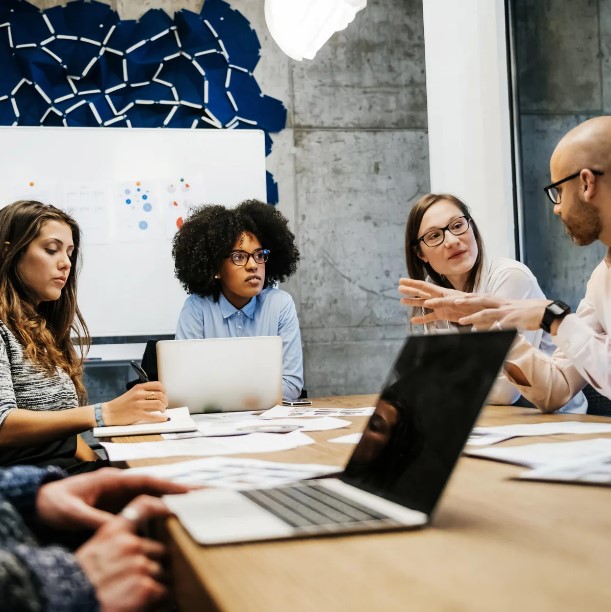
[164,330,516,544]
[157,336,282,413]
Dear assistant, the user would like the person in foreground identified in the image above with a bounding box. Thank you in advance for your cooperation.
[0,201,169,473]
[172,199,304,400]
[398,193,585,412]
[400,116,611,410]
[0,465,190,611]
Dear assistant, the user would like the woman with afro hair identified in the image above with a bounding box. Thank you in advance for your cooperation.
[172,199,303,400]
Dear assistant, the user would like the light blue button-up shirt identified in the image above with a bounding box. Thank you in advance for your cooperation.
[176,287,304,400]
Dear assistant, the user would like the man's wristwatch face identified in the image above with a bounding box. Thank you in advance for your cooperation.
[541,300,571,333]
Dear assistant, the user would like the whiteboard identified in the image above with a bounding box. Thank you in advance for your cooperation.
[0,126,267,337]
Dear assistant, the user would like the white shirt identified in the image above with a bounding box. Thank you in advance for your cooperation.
[507,253,611,411]
[424,257,586,412]
[176,288,304,401]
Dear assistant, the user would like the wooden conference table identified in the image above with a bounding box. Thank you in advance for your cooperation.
[115,395,611,612]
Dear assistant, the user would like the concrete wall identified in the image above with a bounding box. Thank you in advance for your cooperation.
[514,0,608,309]
[30,0,429,399]
[235,0,429,396]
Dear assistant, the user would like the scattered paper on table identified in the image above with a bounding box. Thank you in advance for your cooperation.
[195,416,350,436]
[467,421,611,446]
[162,416,351,439]
[127,456,341,489]
[465,438,611,469]
[102,430,315,462]
[261,405,375,419]
[192,411,259,423]
[329,433,362,444]
[518,456,611,486]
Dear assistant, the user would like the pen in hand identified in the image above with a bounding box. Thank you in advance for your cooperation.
[129,361,171,422]
[130,360,150,383]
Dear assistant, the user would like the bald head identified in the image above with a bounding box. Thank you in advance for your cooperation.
[551,116,611,175]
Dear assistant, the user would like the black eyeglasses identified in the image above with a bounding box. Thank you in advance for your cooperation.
[543,169,604,204]
[414,216,471,248]
[226,248,270,267]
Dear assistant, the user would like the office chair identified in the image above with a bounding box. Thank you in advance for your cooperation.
[126,340,160,390]
[583,384,611,417]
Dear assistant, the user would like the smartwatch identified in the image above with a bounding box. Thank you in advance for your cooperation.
[540,300,571,333]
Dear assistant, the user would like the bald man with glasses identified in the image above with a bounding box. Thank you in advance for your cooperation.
[400,115,611,411]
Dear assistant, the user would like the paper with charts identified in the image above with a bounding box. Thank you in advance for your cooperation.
[261,405,375,419]
[127,457,341,490]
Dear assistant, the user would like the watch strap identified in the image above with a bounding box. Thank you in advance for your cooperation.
[540,300,571,334]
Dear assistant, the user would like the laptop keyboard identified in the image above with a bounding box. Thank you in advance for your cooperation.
[241,483,401,532]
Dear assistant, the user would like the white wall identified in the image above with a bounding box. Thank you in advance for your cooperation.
[423,0,516,259]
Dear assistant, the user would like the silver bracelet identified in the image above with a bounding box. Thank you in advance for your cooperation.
[94,402,105,427]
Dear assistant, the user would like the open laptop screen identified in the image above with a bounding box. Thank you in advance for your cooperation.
[342,330,516,516]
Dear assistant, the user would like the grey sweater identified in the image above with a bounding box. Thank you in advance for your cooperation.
[0,320,79,468]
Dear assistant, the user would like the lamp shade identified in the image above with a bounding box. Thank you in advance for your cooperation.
[264,0,367,61]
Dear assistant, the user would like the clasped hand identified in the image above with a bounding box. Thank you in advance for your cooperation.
[37,468,194,611]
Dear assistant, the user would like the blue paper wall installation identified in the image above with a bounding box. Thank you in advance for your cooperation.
[0,0,285,203]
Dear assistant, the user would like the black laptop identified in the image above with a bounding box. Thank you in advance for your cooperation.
[164,330,516,544]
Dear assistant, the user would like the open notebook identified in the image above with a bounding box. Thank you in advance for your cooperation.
[93,407,197,438]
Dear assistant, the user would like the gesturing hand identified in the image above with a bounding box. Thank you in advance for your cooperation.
[450,296,550,331]
[398,278,466,325]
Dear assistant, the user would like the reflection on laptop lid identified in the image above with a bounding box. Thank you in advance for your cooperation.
[164,330,516,544]
[157,336,282,413]
[342,330,517,517]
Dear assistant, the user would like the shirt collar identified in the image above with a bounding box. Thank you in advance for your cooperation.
[218,292,257,319]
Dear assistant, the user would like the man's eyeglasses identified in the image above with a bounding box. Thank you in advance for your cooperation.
[226,248,270,267]
[543,169,604,204]
[414,216,471,248]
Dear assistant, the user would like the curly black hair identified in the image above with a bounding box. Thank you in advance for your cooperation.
[172,199,300,298]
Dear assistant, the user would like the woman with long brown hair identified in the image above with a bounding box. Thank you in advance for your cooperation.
[0,200,168,473]
[399,193,585,412]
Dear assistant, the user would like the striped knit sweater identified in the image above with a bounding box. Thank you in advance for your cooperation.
[0,320,79,467]
[0,465,98,611]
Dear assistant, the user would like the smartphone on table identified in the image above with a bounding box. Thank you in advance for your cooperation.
[281,399,312,406]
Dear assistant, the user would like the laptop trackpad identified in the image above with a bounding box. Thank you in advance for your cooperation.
[165,488,295,544]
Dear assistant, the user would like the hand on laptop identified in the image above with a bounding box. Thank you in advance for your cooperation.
[102,382,169,425]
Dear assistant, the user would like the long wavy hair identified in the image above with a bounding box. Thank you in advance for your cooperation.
[0,201,90,400]
[405,193,485,293]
